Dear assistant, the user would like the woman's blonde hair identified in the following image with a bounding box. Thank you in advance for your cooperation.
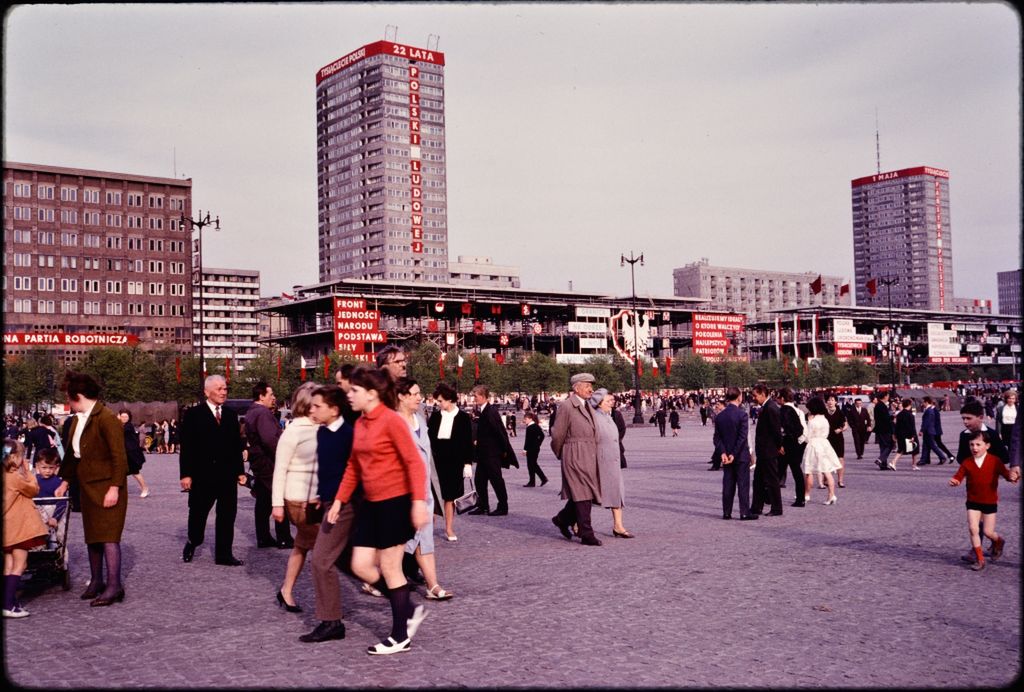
[290,381,319,418]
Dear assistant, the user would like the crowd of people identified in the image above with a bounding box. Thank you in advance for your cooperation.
[3,361,1021,637]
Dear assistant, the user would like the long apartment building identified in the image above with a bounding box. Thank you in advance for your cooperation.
[2,161,193,361]
[315,40,449,284]
[672,259,850,322]
[194,268,260,370]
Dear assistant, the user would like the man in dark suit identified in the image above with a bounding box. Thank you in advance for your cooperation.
[244,382,292,548]
[521,411,548,487]
[714,387,756,520]
[180,375,247,566]
[919,396,948,466]
[873,391,895,470]
[467,384,517,516]
[846,398,872,460]
[777,387,807,506]
[750,384,784,516]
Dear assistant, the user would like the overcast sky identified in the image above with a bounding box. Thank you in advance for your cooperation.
[4,2,1021,306]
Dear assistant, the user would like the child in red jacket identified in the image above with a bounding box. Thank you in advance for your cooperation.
[949,430,1017,571]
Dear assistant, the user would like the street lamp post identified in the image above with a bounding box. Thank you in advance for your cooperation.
[621,251,645,424]
[180,210,220,399]
[879,275,899,392]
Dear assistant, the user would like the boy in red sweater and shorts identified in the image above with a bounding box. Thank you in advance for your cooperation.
[949,430,1017,571]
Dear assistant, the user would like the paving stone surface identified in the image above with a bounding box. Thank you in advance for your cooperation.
[3,410,1020,688]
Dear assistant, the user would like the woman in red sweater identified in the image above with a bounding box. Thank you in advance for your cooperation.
[325,366,429,655]
[949,430,1017,571]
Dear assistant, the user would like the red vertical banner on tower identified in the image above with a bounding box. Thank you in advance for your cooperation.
[324,356,330,380]
[225,358,231,384]
[474,353,480,379]
[439,354,445,380]
[665,356,672,377]
[934,179,945,310]
[408,65,423,255]
[277,355,282,382]
[175,357,181,383]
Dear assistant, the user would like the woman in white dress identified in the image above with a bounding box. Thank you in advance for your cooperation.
[801,397,842,505]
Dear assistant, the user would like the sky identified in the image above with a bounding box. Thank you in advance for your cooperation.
[4,2,1021,306]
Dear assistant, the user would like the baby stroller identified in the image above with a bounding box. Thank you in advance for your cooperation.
[25,496,72,591]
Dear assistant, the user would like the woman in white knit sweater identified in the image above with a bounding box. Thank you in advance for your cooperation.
[271,381,320,613]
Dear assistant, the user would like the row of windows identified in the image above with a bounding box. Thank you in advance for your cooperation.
[8,183,186,208]
[8,276,186,295]
[10,298,184,317]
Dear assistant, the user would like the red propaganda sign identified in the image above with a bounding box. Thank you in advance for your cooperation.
[691,312,745,360]
[532,323,542,335]
[929,356,970,364]
[520,304,531,316]
[498,334,510,346]
[850,165,949,188]
[3,332,139,347]
[333,297,386,352]
[316,41,445,84]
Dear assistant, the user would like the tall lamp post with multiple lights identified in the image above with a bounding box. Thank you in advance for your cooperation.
[621,251,645,424]
[180,210,219,399]
[879,275,899,391]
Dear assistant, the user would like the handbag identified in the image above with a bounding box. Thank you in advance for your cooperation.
[285,459,322,525]
[454,477,478,515]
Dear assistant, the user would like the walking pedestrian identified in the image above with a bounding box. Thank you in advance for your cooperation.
[591,389,633,538]
[824,393,848,488]
[426,382,474,541]
[300,385,355,644]
[801,397,841,505]
[60,372,129,605]
[890,398,920,471]
[245,382,293,549]
[521,412,548,487]
[949,430,1018,570]
[993,390,1018,449]
[271,382,321,614]
[749,384,783,517]
[396,378,453,601]
[117,410,150,498]
[919,396,949,466]
[550,373,603,545]
[778,388,808,506]
[873,391,896,471]
[324,367,429,655]
[467,385,516,517]
[669,407,680,437]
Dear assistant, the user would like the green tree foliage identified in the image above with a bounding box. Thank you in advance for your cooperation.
[407,341,442,396]
[668,353,715,390]
[3,350,61,413]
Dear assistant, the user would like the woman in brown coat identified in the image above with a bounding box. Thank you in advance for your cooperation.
[60,372,129,607]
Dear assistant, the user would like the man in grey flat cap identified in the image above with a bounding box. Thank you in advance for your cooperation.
[549,372,603,546]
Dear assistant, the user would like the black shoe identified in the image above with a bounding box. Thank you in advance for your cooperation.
[740,514,759,521]
[523,483,536,487]
[791,501,805,507]
[276,590,302,613]
[256,539,277,548]
[466,507,489,515]
[489,507,508,516]
[552,516,572,540]
[80,582,105,600]
[299,620,346,643]
[89,589,125,607]
[919,461,931,465]
[722,515,732,520]
[767,510,784,516]
[539,478,549,486]
[215,556,244,567]
[182,542,195,563]
[580,536,603,546]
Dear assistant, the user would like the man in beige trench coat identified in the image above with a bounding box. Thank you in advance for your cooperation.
[549,373,603,546]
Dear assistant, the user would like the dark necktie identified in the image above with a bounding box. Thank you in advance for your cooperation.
[215,406,221,424]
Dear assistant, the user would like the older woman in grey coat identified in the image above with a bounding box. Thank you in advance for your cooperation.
[550,373,603,546]
[591,389,633,538]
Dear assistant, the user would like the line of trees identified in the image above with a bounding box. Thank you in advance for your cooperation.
[5,343,1011,415]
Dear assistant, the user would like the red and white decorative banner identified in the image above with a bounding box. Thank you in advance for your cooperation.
[775,317,782,359]
[793,314,800,367]
[928,356,969,364]
[409,64,423,256]
[811,313,819,360]
[691,312,745,360]
[934,178,945,310]
[333,298,387,353]
[3,332,139,347]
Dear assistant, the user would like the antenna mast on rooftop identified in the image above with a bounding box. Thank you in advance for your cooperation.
[875,108,881,174]
[385,24,398,42]
[427,34,440,51]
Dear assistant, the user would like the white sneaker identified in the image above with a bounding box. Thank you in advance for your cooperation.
[140,489,151,498]
[3,606,29,618]
[367,636,410,655]
[406,604,428,639]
